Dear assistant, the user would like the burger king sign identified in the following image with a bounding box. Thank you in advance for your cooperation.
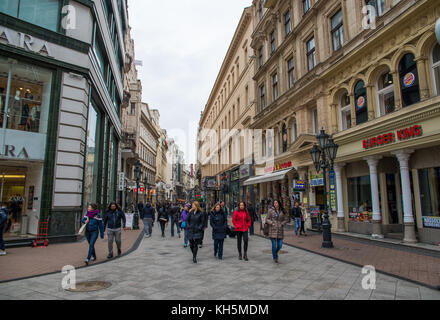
[403,72,416,88]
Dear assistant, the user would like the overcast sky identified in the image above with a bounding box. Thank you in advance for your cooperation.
[128,0,251,164]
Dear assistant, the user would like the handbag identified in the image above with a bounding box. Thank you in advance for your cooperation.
[78,221,88,236]
[181,221,186,229]
[263,222,270,237]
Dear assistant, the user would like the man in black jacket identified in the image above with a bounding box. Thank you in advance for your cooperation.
[169,204,181,238]
[247,202,257,236]
[104,202,126,258]
[141,202,155,238]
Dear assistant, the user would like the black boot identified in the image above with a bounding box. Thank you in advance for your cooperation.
[193,257,197,263]
[244,253,248,261]
[238,253,242,260]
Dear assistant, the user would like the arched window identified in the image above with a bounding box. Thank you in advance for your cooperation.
[354,80,368,125]
[431,43,440,96]
[376,71,395,116]
[282,123,288,153]
[340,91,351,130]
[399,53,420,107]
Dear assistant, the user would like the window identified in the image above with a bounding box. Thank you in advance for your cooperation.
[418,167,440,217]
[366,0,385,18]
[354,80,368,125]
[260,84,266,110]
[399,53,420,108]
[259,3,263,21]
[377,72,395,116]
[262,134,266,157]
[348,176,372,221]
[130,102,136,115]
[303,0,311,15]
[431,44,440,96]
[282,124,288,153]
[340,92,351,130]
[0,0,60,32]
[245,86,249,106]
[272,73,278,101]
[331,9,344,51]
[307,37,316,71]
[270,31,276,53]
[259,47,264,68]
[291,120,298,142]
[312,108,318,134]
[284,10,291,37]
[287,58,295,88]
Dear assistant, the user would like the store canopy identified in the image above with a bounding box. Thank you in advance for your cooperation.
[242,168,295,186]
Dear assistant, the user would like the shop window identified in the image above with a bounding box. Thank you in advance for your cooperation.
[0,56,52,135]
[84,102,101,208]
[340,91,351,131]
[0,0,60,32]
[399,53,420,108]
[348,176,373,222]
[418,167,440,218]
[354,80,368,125]
[377,71,395,116]
[431,43,440,96]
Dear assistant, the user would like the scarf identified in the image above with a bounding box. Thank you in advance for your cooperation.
[86,209,99,219]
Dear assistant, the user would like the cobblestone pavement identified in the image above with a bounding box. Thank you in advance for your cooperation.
[0,224,439,300]
[252,223,440,289]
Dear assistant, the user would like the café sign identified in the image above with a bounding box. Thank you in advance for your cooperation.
[362,125,422,150]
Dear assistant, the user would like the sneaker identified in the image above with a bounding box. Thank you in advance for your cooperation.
[107,253,113,259]
[91,257,96,261]
[0,250,6,256]
[85,259,89,265]
[239,254,243,261]
[193,257,197,264]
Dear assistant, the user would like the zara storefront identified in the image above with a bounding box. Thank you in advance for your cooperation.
[0,0,125,240]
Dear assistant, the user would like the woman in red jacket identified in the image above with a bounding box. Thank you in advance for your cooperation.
[232,201,251,261]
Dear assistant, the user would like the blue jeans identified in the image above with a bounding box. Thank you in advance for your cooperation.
[214,239,224,258]
[183,228,188,246]
[270,238,283,260]
[0,223,5,251]
[294,218,301,235]
[170,216,181,236]
[85,230,99,260]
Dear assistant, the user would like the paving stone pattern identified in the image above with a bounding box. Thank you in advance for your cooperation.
[0,224,439,300]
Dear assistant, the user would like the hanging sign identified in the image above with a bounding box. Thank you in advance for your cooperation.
[329,170,336,212]
[293,180,306,192]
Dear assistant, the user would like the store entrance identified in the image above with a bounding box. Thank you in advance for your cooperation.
[0,169,26,238]
[386,174,399,224]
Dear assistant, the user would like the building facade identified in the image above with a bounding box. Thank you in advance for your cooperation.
[198,7,257,213]
[0,0,126,239]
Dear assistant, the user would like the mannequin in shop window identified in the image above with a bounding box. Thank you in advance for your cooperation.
[9,90,22,130]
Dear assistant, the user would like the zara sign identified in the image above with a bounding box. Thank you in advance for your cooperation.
[0,27,53,57]
[0,130,46,161]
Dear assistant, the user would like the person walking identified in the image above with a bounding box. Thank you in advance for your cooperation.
[232,201,251,261]
[210,203,227,260]
[199,206,209,248]
[0,203,8,256]
[141,202,155,238]
[169,204,181,238]
[180,203,190,248]
[187,201,204,263]
[220,201,229,217]
[247,202,257,236]
[290,201,302,237]
[104,202,126,259]
[158,204,169,237]
[299,202,307,236]
[81,203,104,265]
[266,200,289,263]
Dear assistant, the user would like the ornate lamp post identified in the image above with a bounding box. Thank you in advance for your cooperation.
[143,174,148,205]
[133,160,141,230]
[310,129,339,249]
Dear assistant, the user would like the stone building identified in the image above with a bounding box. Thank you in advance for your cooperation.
[198,7,257,213]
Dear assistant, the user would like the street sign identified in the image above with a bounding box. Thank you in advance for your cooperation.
[118,172,125,191]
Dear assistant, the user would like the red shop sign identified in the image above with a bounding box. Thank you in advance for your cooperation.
[363,125,422,150]
[265,161,292,173]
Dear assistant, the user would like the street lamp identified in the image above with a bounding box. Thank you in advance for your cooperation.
[133,160,141,230]
[310,128,339,249]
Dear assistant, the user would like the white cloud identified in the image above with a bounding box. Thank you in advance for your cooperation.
[128,0,251,164]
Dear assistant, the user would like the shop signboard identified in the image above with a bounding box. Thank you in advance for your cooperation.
[264,161,292,173]
[239,164,251,179]
[329,170,336,211]
[310,174,324,187]
[231,169,240,181]
[205,177,216,189]
[0,130,46,161]
[310,206,321,218]
[293,180,306,192]
[118,172,125,191]
[362,125,423,150]
[422,216,440,229]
